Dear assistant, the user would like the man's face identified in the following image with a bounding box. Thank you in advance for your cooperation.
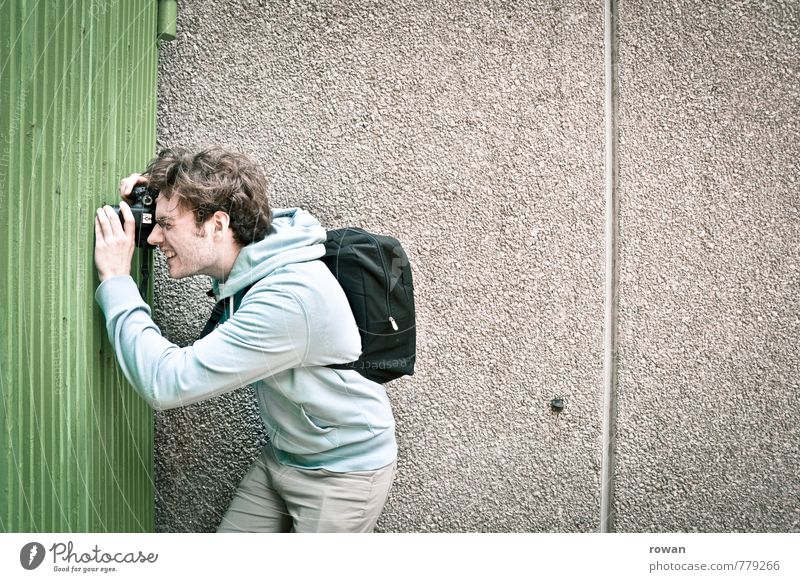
[147,197,216,279]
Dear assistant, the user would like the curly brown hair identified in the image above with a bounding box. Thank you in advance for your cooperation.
[144,147,272,245]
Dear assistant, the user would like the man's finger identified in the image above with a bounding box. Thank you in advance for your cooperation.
[119,173,146,200]
[102,205,124,237]
[94,216,104,242]
[119,174,138,198]
[96,207,114,239]
[119,200,136,238]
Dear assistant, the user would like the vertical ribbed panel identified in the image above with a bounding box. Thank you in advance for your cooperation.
[0,0,157,532]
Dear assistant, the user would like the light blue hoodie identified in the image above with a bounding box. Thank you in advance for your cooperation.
[96,208,396,472]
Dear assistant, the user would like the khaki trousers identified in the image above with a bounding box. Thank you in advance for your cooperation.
[217,443,396,533]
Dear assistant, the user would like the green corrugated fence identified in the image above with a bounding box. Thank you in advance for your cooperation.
[0,0,159,532]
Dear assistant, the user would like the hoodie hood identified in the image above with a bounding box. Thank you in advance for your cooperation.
[213,207,326,300]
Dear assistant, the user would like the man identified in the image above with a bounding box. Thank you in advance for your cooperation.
[94,147,397,532]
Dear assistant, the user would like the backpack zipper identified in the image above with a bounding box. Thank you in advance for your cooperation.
[359,229,396,331]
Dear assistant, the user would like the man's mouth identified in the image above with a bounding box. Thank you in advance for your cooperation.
[163,250,177,261]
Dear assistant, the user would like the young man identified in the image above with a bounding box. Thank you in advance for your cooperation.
[94,147,397,532]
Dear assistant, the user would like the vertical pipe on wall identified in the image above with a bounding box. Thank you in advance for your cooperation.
[600,0,620,533]
[158,0,178,41]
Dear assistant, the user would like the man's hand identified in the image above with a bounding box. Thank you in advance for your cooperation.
[119,173,148,200]
[94,201,135,283]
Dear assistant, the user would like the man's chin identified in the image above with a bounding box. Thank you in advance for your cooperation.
[166,264,186,279]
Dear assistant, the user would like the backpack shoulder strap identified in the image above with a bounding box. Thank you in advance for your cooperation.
[197,284,254,340]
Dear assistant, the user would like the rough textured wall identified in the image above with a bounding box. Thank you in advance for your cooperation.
[614,0,800,531]
[152,0,605,532]
[148,0,798,532]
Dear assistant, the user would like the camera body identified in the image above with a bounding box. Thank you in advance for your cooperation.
[113,186,157,248]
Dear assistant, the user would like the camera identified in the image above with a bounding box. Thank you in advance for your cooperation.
[113,185,157,248]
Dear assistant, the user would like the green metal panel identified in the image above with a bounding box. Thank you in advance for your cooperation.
[0,0,158,532]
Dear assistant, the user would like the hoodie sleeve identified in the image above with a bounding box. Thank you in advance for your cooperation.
[95,275,311,410]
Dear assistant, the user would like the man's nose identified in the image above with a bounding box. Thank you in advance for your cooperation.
[147,224,163,246]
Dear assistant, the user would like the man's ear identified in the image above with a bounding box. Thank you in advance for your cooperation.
[211,210,231,237]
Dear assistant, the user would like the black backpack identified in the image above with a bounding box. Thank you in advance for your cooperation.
[199,227,416,384]
[322,228,416,383]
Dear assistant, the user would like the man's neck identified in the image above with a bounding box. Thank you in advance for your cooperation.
[213,242,243,282]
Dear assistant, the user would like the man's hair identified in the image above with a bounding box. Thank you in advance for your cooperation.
[145,147,272,245]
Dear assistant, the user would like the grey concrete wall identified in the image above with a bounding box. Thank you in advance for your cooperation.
[613,0,799,532]
[148,0,798,532]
